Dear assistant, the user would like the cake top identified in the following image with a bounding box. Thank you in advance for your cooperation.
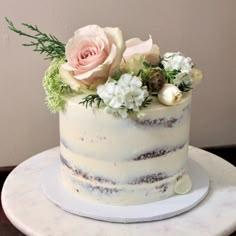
[6,19,202,118]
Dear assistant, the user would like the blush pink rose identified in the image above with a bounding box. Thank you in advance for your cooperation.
[60,25,125,91]
[123,36,160,65]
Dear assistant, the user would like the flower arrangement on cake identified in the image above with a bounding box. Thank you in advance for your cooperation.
[6,18,202,118]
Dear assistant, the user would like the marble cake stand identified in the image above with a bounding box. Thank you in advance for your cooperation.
[2,146,236,236]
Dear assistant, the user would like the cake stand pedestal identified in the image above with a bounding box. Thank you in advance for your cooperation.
[2,146,236,236]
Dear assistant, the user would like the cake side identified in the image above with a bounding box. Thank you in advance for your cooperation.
[59,92,192,205]
[60,92,191,161]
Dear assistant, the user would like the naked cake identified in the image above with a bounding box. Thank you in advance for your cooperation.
[7,19,203,205]
[60,93,191,205]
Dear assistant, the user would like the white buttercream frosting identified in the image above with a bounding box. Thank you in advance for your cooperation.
[59,92,192,205]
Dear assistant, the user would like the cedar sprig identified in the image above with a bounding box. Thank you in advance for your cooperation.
[5,17,65,60]
[140,97,153,108]
[79,94,103,108]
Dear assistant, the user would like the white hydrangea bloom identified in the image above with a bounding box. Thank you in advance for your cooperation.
[97,81,125,108]
[162,52,193,74]
[104,106,128,118]
[97,74,148,117]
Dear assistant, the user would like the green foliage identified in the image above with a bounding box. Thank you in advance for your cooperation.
[140,97,153,108]
[43,58,72,112]
[143,61,152,68]
[79,94,103,108]
[178,81,192,92]
[112,72,123,81]
[5,18,65,60]
[163,70,179,84]
[137,61,153,81]
[163,69,192,92]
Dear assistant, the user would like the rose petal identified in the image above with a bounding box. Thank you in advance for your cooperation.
[61,62,77,71]
[123,36,153,60]
[77,49,108,74]
[66,25,109,67]
[74,44,117,81]
[145,44,160,65]
[125,38,143,47]
[104,27,125,75]
[59,66,81,92]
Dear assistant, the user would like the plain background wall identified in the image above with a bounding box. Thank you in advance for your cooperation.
[0,0,236,166]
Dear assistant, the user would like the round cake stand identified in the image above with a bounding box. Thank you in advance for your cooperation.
[41,158,209,223]
[2,146,236,236]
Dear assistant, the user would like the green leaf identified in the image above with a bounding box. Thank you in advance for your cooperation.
[143,61,151,68]
[163,69,179,84]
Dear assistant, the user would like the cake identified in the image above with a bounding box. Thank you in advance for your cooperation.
[7,19,203,205]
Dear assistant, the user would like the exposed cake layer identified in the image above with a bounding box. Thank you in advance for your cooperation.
[61,163,185,205]
[59,92,192,205]
[60,142,188,183]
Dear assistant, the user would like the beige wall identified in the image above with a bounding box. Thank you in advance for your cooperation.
[0,0,236,166]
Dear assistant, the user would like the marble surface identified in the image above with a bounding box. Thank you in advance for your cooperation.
[1,146,236,236]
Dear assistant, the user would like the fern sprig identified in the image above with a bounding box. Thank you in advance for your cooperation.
[5,18,65,60]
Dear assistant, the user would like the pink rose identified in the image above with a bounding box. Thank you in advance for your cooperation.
[60,25,125,91]
[123,37,160,65]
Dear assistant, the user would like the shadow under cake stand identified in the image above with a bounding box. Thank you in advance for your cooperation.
[2,146,236,236]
